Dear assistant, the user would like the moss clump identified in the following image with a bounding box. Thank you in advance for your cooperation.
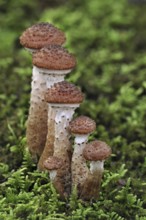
[0,0,146,219]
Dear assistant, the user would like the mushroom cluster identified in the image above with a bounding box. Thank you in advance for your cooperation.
[20,22,112,201]
[20,23,66,159]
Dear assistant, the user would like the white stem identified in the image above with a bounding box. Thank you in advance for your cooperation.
[73,135,88,156]
[49,170,57,181]
[74,134,89,145]
[51,105,79,195]
[46,75,64,88]
[53,106,78,147]
[35,66,72,88]
[29,66,47,116]
[30,66,46,103]
[72,135,89,187]
[37,105,56,171]
[90,161,104,174]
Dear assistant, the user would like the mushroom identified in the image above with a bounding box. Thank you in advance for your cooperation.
[69,116,96,193]
[19,23,67,159]
[39,81,84,196]
[80,140,111,201]
[32,45,76,88]
[20,22,66,53]
[43,156,65,198]
[33,46,76,169]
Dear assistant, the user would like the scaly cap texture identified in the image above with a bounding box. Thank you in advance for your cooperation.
[69,116,96,134]
[83,140,111,161]
[32,45,76,70]
[44,156,64,170]
[45,81,84,104]
[20,22,66,49]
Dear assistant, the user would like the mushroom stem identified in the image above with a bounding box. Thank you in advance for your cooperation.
[49,170,57,181]
[74,135,88,144]
[71,135,89,191]
[51,169,67,199]
[90,161,104,174]
[80,165,103,201]
[37,106,55,170]
[52,104,79,196]
[38,67,72,88]
[26,66,48,159]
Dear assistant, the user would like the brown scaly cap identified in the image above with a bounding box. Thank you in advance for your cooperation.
[45,81,84,104]
[44,156,64,170]
[32,45,76,70]
[20,22,66,49]
[83,140,111,161]
[69,116,96,134]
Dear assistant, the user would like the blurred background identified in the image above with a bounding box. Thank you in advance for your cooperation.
[0,0,146,212]
[0,0,146,220]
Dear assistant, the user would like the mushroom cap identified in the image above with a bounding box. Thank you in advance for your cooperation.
[69,116,96,134]
[45,81,84,104]
[32,45,76,70]
[20,22,66,49]
[43,156,64,170]
[83,140,111,161]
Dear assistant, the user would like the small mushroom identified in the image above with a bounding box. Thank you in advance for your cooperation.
[38,81,84,196]
[43,156,65,198]
[20,23,67,159]
[80,140,111,201]
[69,116,96,192]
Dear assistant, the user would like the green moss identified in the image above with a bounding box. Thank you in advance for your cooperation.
[0,0,146,219]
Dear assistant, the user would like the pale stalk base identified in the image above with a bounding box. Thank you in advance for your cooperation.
[54,136,72,198]
[71,135,89,192]
[49,170,66,199]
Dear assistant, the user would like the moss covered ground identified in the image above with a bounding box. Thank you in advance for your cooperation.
[0,0,146,219]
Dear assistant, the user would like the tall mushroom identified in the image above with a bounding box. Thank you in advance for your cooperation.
[43,156,65,199]
[40,81,84,196]
[19,23,67,159]
[33,46,76,169]
[80,140,111,201]
[69,116,96,193]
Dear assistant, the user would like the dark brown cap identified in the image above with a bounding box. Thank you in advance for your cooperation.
[45,81,84,104]
[43,156,64,170]
[69,116,96,134]
[32,45,76,70]
[83,140,111,161]
[20,22,66,49]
